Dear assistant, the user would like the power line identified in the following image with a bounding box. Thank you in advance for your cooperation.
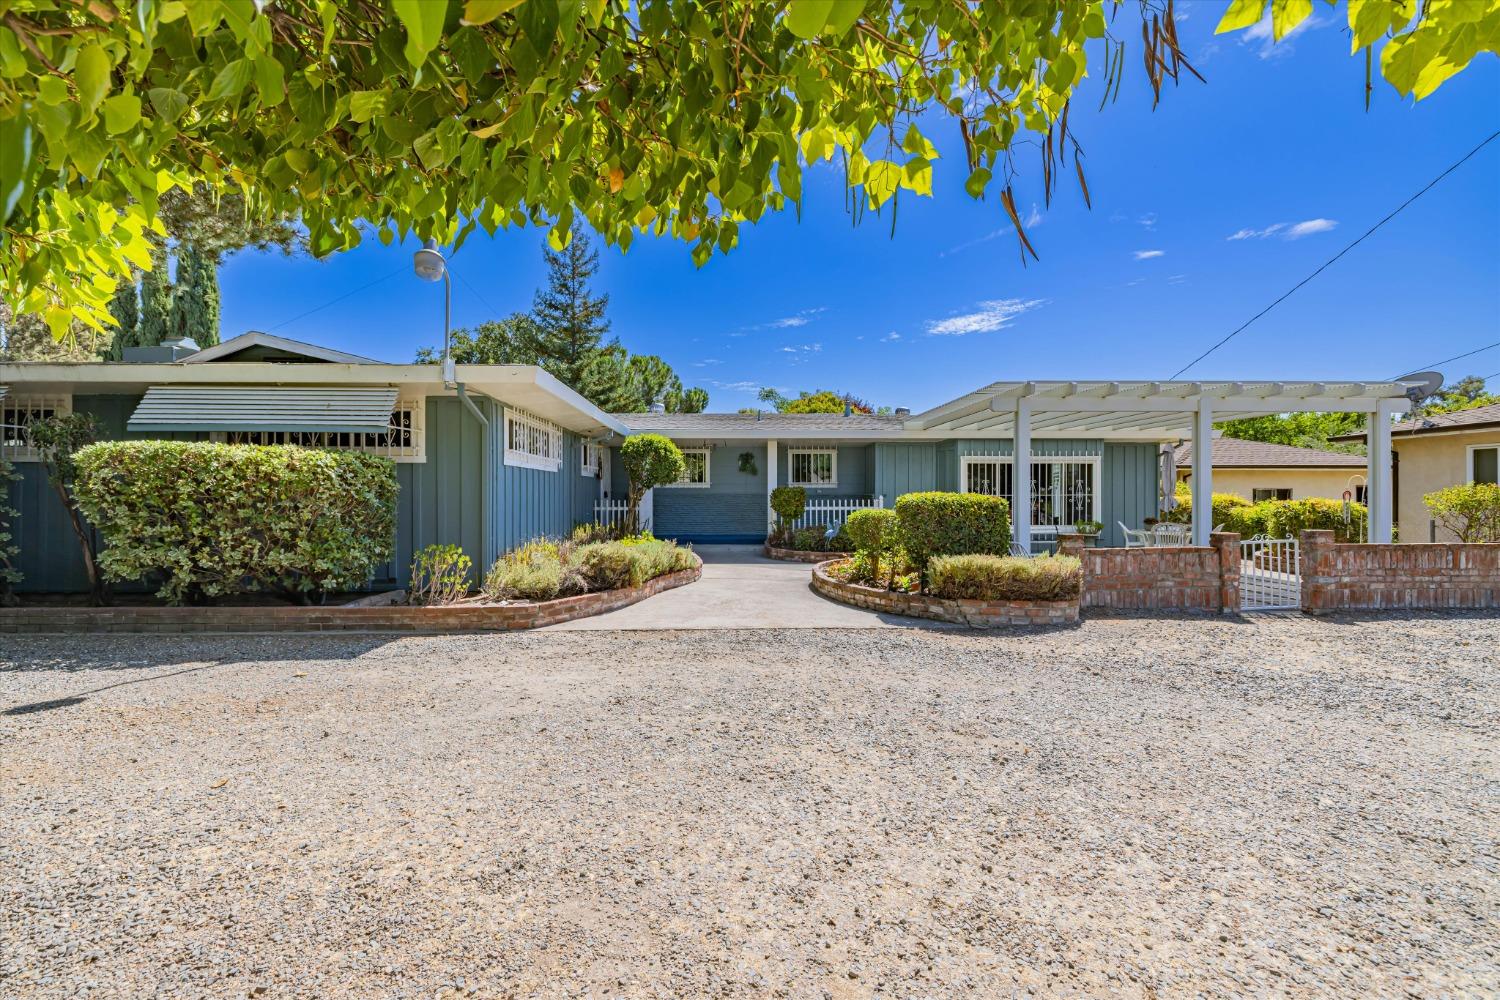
[1171,130,1500,379]
[265,264,408,332]
[447,263,509,321]
[1391,341,1499,379]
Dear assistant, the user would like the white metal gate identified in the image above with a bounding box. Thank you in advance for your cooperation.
[1240,537,1300,611]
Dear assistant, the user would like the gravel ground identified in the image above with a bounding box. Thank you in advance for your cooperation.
[2,613,1497,998]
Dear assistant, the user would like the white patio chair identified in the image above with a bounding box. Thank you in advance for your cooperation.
[1008,542,1034,558]
[1118,521,1153,548]
[1152,523,1190,546]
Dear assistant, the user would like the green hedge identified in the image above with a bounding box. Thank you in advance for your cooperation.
[1166,483,1366,542]
[1424,483,1500,542]
[894,491,1010,573]
[72,442,398,604]
[928,553,1082,601]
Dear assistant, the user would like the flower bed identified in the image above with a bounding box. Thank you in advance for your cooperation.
[812,559,1078,628]
[764,543,853,563]
[0,557,701,634]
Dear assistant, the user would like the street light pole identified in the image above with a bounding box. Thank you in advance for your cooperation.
[412,239,454,387]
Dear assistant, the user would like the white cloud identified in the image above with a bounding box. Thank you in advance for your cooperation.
[1138,212,1158,230]
[1285,218,1338,239]
[779,343,822,357]
[881,331,901,342]
[1241,10,1326,59]
[926,298,1046,336]
[1024,203,1044,228]
[939,228,1004,258]
[1227,218,1337,241]
[1167,274,1187,285]
[746,307,826,331]
[1134,249,1165,260]
[770,316,809,328]
[708,379,759,392]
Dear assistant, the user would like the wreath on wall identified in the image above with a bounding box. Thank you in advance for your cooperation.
[738,452,758,476]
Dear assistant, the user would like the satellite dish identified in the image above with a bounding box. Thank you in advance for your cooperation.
[1395,370,1443,401]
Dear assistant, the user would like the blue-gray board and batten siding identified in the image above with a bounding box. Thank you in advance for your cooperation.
[7,394,604,594]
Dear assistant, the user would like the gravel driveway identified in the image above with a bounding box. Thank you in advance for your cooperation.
[3,614,1496,998]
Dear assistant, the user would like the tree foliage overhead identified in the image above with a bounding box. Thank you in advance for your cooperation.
[1215,412,1366,454]
[1415,374,1498,416]
[6,0,1493,338]
[758,387,876,414]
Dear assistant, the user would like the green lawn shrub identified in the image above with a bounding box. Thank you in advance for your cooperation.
[575,538,696,591]
[1165,483,1366,541]
[410,544,473,605]
[894,491,1011,574]
[1424,482,1500,542]
[1163,482,1251,529]
[928,553,1082,601]
[72,442,398,605]
[483,539,586,601]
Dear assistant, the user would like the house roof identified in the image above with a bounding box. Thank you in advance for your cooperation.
[1174,437,1365,468]
[184,331,383,365]
[1331,401,1500,441]
[617,411,906,439]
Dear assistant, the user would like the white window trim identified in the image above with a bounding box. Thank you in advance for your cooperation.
[504,407,563,472]
[212,397,426,463]
[959,455,1103,524]
[788,447,838,488]
[1467,443,1499,484]
[580,441,601,478]
[0,393,73,463]
[667,447,711,488]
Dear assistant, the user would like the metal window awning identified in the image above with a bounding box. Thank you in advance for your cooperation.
[127,386,399,434]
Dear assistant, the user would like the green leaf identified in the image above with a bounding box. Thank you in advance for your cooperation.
[147,87,189,122]
[255,56,286,106]
[865,159,900,208]
[37,75,70,106]
[102,93,142,134]
[1271,0,1314,41]
[963,167,992,199]
[1216,0,1268,33]
[901,123,938,160]
[823,1,865,37]
[785,0,829,39]
[206,58,255,101]
[74,43,111,117]
[394,0,450,65]
[349,90,389,123]
[463,0,526,25]
[901,156,932,197]
[0,113,36,224]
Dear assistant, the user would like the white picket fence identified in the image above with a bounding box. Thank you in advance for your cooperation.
[788,495,885,530]
[593,489,652,533]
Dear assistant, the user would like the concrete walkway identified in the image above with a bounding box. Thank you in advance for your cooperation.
[546,545,941,630]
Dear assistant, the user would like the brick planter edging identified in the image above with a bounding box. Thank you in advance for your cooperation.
[0,557,703,635]
[811,560,1079,627]
[764,543,854,563]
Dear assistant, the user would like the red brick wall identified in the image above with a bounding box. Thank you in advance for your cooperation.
[1299,530,1500,613]
[1062,533,1241,612]
[0,562,701,634]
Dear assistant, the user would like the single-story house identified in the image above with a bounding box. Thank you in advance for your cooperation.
[1331,401,1500,543]
[1174,437,1368,503]
[1,332,1423,593]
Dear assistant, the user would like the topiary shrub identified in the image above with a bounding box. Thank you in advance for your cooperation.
[928,553,1082,601]
[1424,482,1500,542]
[894,491,1011,576]
[621,433,685,532]
[844,507,895,578]
[770,485,807,525]
[483,539,586,602]
[72,442,399,605]
[409,544,473,605]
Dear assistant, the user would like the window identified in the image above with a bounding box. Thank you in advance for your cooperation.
[789,448,837,487]
[1252,488,1294,502]
[504,408,562,471]
[960,456,1100,525]
[0,394,72,462]
[221,399,425,462]
[671,448,710,487]
[580,441,602,477]
[1470,445,1499,485]
[1354,485,1368,504]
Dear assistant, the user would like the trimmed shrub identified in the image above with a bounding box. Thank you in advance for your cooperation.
[769,485,807,526]
[928,554,1082,601]
[576,539,695,591]
[1258,497,1366,542]
[410,544,473,605]
[483,539,587,602]
[72,442,398,605]
[1424,482,1500,542]
[894,491,1011,574]
[845,508,895,554]
[1164,482,1250,529]
[621,433,685,530]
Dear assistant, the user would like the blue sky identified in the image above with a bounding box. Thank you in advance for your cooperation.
[219,9,1500,413]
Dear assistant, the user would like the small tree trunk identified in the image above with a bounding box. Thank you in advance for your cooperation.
[53,483,106,606]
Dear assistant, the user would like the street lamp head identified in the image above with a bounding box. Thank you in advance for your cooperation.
[413,239,447,282]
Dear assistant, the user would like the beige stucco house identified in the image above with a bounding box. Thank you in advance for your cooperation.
[1175,437,1367,503]
[1333,402,1500,543]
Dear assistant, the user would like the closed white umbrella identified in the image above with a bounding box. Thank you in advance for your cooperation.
[1160,443,1178,511]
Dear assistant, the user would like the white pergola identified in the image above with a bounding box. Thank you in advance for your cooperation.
[905,380,1419,548]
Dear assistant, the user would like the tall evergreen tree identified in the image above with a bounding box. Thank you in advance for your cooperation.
[527,224,633,408]
[171,243,221,347]
[103,273,140,360]
[138,249,173,347]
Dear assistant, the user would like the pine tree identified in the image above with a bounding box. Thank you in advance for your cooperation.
[138,248,173,347]
[527,224,632,407]
[171,243,221,347]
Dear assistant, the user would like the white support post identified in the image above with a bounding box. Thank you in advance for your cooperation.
[1192,400,1213,546]
[1013,399,1032,553]
[766,439,778,535]
[1369,401,1397,544]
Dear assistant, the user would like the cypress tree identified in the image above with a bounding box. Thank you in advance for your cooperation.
[104,274,139,360]
[138,248,173,347]
[171,243,221,347]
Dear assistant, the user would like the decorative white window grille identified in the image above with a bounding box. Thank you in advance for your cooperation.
[671,448,710,487]
[0,394,72,463]
[960,456,1100,525]
[580,441,602,478]
[504,407,562,471]
[789,448,837,487]
[219,398,425,462]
